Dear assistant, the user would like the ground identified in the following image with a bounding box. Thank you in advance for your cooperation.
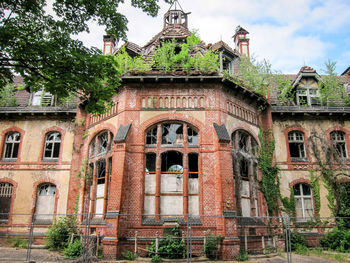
[0,247,346,263]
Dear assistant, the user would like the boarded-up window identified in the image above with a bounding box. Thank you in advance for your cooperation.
[35,183,56,224]
[0,183,13,223]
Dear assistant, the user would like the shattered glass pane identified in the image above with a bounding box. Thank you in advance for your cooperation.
[146,127,157,145]
[162,124,183,145]
[98,132,108,153]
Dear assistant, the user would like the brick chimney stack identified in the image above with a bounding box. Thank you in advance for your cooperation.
[103,35,116,55]
[233,26,250,57]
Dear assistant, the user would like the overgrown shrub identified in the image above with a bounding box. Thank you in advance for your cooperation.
[8,237,28,248]
[295,243,309,255]
[0,84,17,107]
[290,232,306,251]
[122,250,137,260]
[147,223,185,259]
[151,254,162,262]
[64,238,82,258]
[237,250,248,261]
[320,227,350,252]
[204,230,221,259]
[46,216,77,251]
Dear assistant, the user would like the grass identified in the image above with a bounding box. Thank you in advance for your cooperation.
[297,247,349,262]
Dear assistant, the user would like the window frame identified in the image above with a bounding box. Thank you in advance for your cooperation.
[34,183,57,224]
[288,131,307,162]
[85,130,114,220]
[330,130,348,159]
[0,182,14,224]
[43,132,61,161]
[143,122,200,222]
[293,183,314,221]
[2,131,21,161]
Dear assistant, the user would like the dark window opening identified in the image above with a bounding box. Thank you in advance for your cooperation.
[161,151,183,172]
[146,153,156,173]
[238,133,248,152]
[240,159,249,179]
[97,159,106,184]
[288,131,306,160]
[146,127,157,145]
[98,132,108,154]
[331,131,348,158]
[188,153,198,179]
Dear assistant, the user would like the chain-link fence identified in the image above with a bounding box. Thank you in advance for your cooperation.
[1,213,350,262]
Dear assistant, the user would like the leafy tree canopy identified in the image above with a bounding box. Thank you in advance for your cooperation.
[1,0,171,113]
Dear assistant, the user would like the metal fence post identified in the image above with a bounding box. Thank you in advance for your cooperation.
[25,213,35,263]
[284,216,292,263]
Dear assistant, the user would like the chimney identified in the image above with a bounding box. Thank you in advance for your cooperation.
[233,26,250,57]
[103,35,116,55]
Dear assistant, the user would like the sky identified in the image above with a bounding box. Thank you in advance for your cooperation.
[78,0,350,75]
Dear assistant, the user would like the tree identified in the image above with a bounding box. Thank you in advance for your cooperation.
[1,0,171,113]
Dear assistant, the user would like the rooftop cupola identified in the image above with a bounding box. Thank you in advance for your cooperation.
[233,26,250,57]
[163,0,190,29]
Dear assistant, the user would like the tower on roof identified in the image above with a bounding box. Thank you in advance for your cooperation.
[163,0,190,29]
[233,26,250,57]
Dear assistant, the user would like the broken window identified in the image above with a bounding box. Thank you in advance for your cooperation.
[0,183,13,223]
[232,130,259,217]
[146,127,157,145]
[288,131,306,161]
[86,130,113,219]
[31,89,54,106]
[331,131,348,158]
[35,183,56,223]
[43,132,61,160]
[188,153,199,215]
[162,123,183,145]
[3,132,20,160]
[144,122,200,219]
[296,78,320,106]
[187,127,198,146]
[294,183,314,221]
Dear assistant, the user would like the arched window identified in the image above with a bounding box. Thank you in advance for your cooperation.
[144,122,200,221]
[0,183,13,223]
[232,130,259,217]
[2,132,20,160]
[43,132,61,160]
[85,130,113,219]
[330,131,348,158]
[288,131,306,161]
[35,183,56,223]
[294,183,314,221]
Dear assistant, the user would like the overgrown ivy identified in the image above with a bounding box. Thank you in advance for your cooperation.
[310,171,321,216]
[257,128,280,216]
[280,187,295,217]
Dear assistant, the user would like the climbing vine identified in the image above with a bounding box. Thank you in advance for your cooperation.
[280,187,295,217]
[257,128,280,216]
[310,171,321,216]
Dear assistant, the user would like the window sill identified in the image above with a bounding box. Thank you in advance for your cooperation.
[42,158,59,162]
[290,158,308,162]
[161,144,184,148]
[1,158,17,162]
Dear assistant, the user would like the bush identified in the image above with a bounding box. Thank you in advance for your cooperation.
[204,230,221,259]
[295,243,309,255]
[237,250,248,261]
[147,223,185,259]
[8,237,28,248]
[64,239,82,258]
[122,250,137,260]
[320,227,350,252]
[290,232,306,251]
[151,255,162,262]
[46,216,77,251]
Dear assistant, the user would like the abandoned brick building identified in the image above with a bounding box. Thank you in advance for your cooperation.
[1,1,350,259]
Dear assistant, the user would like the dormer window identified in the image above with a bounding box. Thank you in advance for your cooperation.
[31,89,54,106]
[296,77,320,106]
